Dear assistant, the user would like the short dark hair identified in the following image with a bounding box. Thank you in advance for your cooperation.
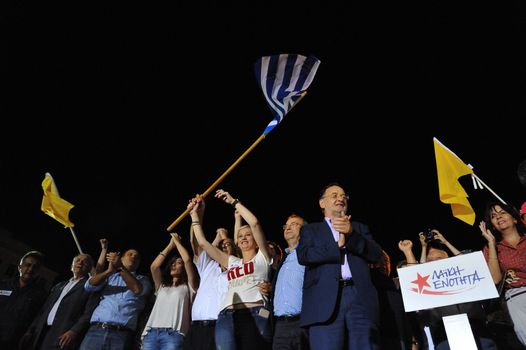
[19,250,45,266]
[319,182,346,200]
[427,240,447,251]
[286,213,307,226]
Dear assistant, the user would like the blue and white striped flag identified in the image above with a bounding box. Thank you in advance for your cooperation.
[255,54,321,135]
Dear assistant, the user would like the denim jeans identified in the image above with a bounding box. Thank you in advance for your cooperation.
[79,326,131,350]
[215,306,271,350]
[142,328,184,350]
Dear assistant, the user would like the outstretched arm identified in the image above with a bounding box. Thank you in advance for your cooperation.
[215,189,270,261]
[94,238,108,274]
[398,240,418,264]
[150,236,176,291]
[189,196,230,268]
[433,230,462,256]
[418,232,428,263]
[189,199,205,258]
[234,210,242,245]
[172,233,199,291]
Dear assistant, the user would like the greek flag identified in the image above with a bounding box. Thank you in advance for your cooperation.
[255,54,321,135]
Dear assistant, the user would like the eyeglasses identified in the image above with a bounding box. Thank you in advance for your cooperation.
[221,242,233,249]
[324,193,349,201]
[282,222,302,230]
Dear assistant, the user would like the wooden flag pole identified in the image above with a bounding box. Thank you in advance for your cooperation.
[166,93,308,232]
[166,133,267,231]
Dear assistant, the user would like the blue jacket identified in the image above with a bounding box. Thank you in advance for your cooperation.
[297,220,382,327]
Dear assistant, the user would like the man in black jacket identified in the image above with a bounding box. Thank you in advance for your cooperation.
[0,250,48,349]
[21,253,99,350]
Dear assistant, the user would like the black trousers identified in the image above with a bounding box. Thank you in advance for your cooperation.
[272,319,309,350]
[183,321,216,350]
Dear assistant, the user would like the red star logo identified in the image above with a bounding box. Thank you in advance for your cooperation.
[411,273,431,294]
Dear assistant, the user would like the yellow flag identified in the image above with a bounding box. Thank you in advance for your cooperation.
[433,138,475,225]
[41,173,75,227]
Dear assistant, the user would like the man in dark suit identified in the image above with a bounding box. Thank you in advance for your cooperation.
[21,253,99,350]
[297,183,382,350]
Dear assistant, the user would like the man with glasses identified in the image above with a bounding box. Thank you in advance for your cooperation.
[270,214,310,349]
[297,183,383,349]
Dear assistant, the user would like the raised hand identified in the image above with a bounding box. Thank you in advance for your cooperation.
[333,211,352,235]
[418,232,427,246]
[106,252,122,272]
[216,228,228,240]
[398,240,413,253]
[100,238,108,250]
[170,233,182,246]
[433,230,447,243]
[215,189,234,205]
[479,221,496,244]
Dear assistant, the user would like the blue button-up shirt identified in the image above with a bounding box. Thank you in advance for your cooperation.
[85,272,151,330]
[273,245,305,317]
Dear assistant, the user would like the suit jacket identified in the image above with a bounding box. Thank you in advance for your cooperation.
[297,220,382,327]
[23,276,99,350]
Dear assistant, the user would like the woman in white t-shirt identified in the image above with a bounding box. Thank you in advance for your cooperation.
[188,190,272,350]
[141,233,199,350]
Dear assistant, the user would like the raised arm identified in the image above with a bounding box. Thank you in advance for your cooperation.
[433,230,462,256]
[215,189,270,261]
[88,251,117,287]
[398,240,418,264]
[94,238,108,274]
[418,232,428,263]
[189,198,205,258]
[234,209,242,245]
[479,221,502,283]
[171,233,199,291]
[213,228,228,247]
[150,236,176,291]
[189,196,230,268]
[107,252,143,295]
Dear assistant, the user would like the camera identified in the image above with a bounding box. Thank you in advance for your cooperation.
[423,229,435,243]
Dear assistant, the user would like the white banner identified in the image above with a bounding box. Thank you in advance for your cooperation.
[398,251,498,312]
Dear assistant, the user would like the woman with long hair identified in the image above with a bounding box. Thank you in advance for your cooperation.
[480,201,526,346]
[188,190,272,350]
[141,233,199,350]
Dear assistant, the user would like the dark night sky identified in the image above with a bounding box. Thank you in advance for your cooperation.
[1,1,524,282]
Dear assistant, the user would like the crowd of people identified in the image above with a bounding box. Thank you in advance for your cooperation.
[0,184,525,350]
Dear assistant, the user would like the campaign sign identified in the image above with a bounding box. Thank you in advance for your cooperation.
[398,251,498,312]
